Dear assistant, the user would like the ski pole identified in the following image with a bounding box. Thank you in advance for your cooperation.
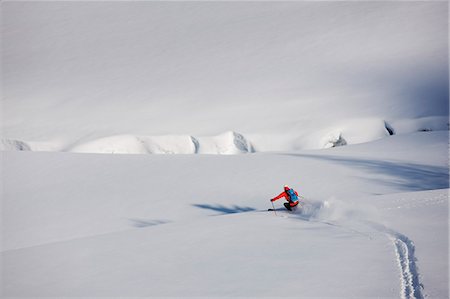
[271,201,277,216]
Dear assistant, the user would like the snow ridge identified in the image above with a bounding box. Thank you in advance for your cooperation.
[67,131,254,155]
[2,117,448,154]
[1,139,31,151]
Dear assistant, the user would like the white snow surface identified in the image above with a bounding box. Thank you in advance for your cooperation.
[66,131,254,155]
[1,1,449,152]
[1,1,449,298]
[2,131,449,297]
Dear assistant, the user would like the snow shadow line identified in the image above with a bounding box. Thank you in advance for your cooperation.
[128,218,170,228]
[287,154,449,192]
[192,204,256,215]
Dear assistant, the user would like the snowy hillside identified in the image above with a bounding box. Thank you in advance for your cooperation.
[2,131,448,297]
[1,1,449,298]
[2,1,448,152]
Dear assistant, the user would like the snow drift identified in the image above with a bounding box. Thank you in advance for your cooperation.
[68,134,196,154]
[66,131,254,154]
[2,117,448,154]
[0,139,31,151]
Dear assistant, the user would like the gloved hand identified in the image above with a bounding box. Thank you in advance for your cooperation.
[270,198,274,202]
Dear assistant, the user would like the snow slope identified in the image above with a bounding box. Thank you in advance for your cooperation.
[1,1,449,297]
[2,1,448,152]
[2,131,448,297]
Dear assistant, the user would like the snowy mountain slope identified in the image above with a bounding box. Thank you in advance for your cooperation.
[1,1,449,297]
[2,1,448,151]
[3,209,401,298]
[2,131,448,297]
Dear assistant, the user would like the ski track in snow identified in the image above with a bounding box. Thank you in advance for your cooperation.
[344,219,424,299]
[371,223,424,299]
[390,234,424,299]
[270,201,425,299]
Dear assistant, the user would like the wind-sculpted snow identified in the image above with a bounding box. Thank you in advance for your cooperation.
[66,131,254,155]
[2,118,448,154]
[196,131,255,154]
[323,132,347,148]
[68,134,196,154]
[1,139,31,151]
[296,118,402,150]
[391,116,449,135]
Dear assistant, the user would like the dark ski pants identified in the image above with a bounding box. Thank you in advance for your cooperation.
[284,202,297,211]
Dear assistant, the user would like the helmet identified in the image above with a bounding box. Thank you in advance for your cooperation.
[284,185,290,190]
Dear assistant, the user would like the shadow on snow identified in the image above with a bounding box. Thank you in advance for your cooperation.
[293,154,449,192]
[192,204,256,215]
[128,218,170,228]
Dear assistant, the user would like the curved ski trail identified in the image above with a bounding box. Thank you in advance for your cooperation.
[389,232,424,299]
[366,222,424,299]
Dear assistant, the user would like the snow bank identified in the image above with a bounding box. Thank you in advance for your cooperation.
[68,135,196,154]
[196,131,254,154]
[293,117,449,151]
[391,116,449,134]
[1,139,31,151]
[67,131,254,155]
[3,120,448,154]
[289,118,393,150]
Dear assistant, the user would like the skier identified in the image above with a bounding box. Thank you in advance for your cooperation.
[270,185,300,211]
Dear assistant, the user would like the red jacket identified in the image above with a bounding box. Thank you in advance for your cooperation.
[271,189,300,207]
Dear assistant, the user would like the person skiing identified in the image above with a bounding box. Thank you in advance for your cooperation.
[270,185,300,211]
